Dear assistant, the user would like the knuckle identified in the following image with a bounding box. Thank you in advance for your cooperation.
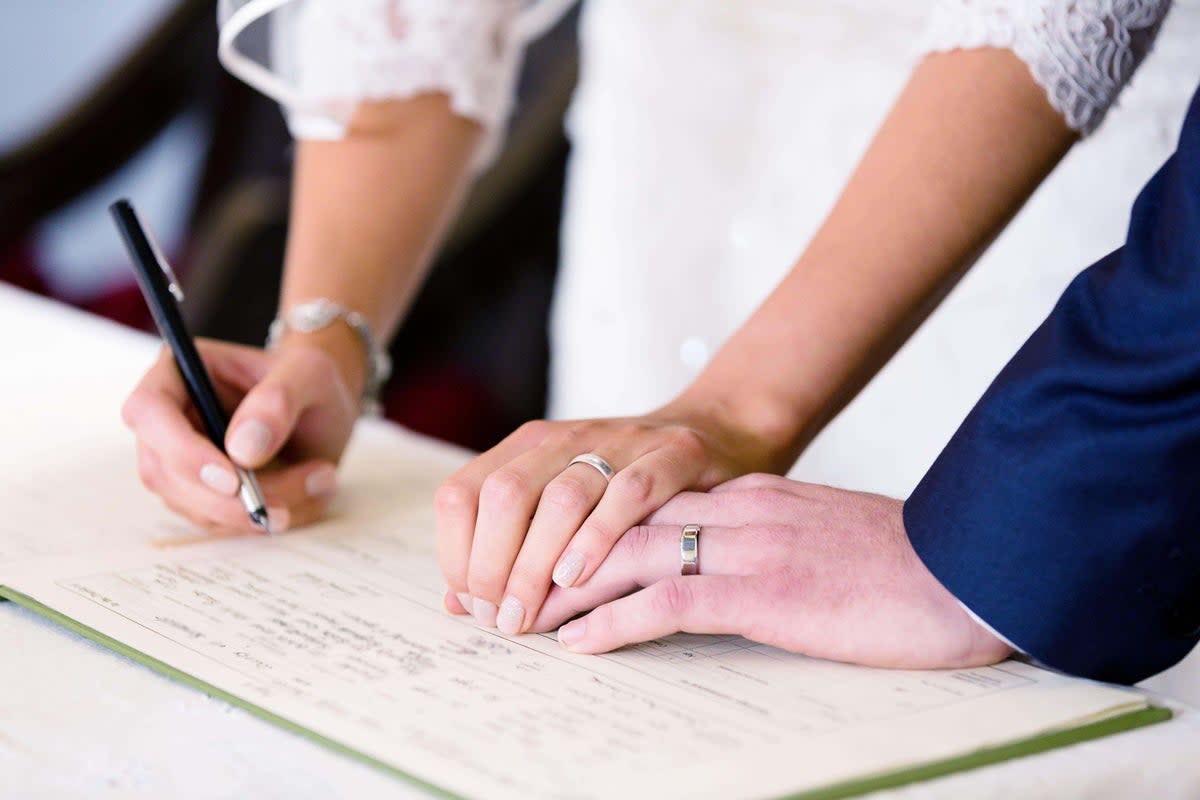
[436,550,469,590]
[120,394,144,429]
[746,472,784,489]
[515,419,552,443]
[668,427,706,458]
[540,477,592,515]
[505,560,547,595]
[615,524,653,562]
[613,468,655,506]
[618,420,646,439]
[466,565,505,601]
[552,422,588,446]
[586,603,614,637]
[479,468,529,509]
[136,455,162,492]
[434,479,476,516]
[578,517,619,547]
[655,578,692,618]
[252,384,292,424]
[744,487,786,510]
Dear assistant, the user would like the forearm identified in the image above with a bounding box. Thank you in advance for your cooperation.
[278,94,482,392]
[671,49,1077,470]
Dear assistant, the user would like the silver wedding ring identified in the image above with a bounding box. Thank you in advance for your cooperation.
[568,453,615,483]
[681,524,700,576]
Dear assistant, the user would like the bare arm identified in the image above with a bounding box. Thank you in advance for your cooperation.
[277,94,483,394]
[668,49,1078,469]
[435,48,1085,634]
[123,93,482,532]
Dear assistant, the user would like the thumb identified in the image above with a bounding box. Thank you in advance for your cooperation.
[225,348,336,468]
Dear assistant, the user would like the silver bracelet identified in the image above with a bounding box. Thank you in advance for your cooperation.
[265,299,392,416]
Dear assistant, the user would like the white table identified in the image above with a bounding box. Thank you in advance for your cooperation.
[2,283,1199,798]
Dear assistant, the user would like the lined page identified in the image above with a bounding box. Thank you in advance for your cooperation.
[3,499,1146,800]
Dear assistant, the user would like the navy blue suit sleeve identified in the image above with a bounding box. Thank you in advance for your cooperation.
[904,85,1200,685]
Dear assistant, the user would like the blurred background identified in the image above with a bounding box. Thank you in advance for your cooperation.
[0,1,578,452]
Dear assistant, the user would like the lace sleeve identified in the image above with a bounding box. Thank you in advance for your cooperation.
[217,0,576,167]
[919,0,1173,135]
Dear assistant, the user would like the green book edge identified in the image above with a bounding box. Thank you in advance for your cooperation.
[1,586,1173,800]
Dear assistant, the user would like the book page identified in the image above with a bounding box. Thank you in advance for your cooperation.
[0,287,1151,798]
[2,458,1147,800]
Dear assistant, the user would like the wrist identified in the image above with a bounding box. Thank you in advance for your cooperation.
[656,383,806,474]
[274,324,370,403]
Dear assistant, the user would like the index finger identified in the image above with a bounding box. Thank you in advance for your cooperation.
[122,349,235,483]
[435,420,556,598]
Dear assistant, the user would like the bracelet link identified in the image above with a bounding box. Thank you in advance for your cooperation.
[266,299,392,416]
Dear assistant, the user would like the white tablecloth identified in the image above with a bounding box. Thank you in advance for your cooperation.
[1,284,1198,798]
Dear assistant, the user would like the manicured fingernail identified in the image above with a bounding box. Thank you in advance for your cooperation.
[267,506,290,532]
[558,618,587,650]
[472,598,498,627]
[496,596,524,635]
[228,420,272,464]
[199,463,239,496]
[552,551,585,588]
[455,593,473,614]
[305,465,338,497]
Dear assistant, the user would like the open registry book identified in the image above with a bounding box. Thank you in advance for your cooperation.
[0,417,1169,800]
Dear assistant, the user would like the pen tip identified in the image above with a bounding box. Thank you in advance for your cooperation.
[250,509,274,536]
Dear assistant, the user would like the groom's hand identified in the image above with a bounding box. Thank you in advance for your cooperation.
[533,474,1012,670]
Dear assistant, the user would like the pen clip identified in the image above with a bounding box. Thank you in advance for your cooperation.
[132,206,184,303]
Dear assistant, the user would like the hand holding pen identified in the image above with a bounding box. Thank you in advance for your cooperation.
[112,200,358,533]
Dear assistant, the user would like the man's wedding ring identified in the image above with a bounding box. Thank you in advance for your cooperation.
[568,453,615,483]
[681,524,700,575]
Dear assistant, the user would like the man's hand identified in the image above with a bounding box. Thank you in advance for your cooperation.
[531,474,1012,670]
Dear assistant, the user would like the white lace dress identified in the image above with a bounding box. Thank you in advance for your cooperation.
[219,0,1195,497]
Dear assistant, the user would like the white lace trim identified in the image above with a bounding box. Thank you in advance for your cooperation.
[920,0,1172,135]
[217,0,576,167]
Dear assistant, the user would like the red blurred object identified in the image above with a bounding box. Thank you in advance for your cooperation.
[1,239,152,331]
[0,242,51,296]
[382,365,507,453]
[82,281,153,332]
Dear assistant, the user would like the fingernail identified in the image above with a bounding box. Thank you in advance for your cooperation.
[305,465,338,497]
[558,618,587,650]
[455,593,473,614]
[199,463,239,496]
[552,551,585,588]
[472,598,498,627]
[496,596,525,635]
[228,420,272,464]
[267,506,290,532]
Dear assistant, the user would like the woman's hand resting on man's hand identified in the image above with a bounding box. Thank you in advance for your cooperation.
[435,401,786,636]
[530,474,1012,669]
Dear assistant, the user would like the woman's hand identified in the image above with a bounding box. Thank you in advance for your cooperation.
[435,403,786,635]
[122,336,362,533]
[530,474,1011,670]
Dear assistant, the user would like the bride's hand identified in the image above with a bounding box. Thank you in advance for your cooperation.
[435,400,782,634]
[122,336,362,533]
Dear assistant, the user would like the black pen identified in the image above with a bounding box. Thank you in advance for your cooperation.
[110,198,272,534]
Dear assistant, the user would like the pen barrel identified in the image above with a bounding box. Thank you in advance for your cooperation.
[110,199,230,450]
[235,466,268,513]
